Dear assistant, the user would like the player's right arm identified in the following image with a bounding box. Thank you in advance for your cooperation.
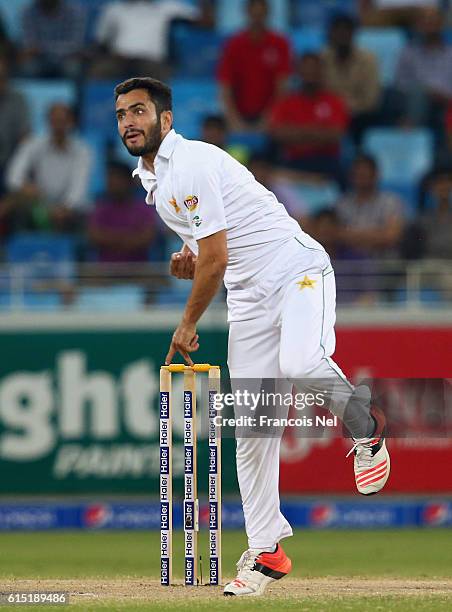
[165,229,227,365]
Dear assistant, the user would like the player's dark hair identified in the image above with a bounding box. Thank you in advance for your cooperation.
[114,77,173,117]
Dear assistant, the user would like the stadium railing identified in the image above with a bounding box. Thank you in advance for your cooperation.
[0,259,451,312]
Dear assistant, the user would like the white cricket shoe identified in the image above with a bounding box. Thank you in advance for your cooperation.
[347,405,391,495]
[223,544,292,597]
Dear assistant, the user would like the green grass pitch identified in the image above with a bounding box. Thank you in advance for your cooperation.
[0,529,451,611]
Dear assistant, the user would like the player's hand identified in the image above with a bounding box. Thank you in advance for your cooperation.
[170,250,197,279]
[165,322,199,365]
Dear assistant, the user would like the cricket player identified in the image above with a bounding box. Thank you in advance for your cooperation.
[115,77,391,596]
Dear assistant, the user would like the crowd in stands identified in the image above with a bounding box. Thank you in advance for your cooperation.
[0,0,451,306]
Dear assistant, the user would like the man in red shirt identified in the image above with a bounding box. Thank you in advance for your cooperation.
[217,0,291,131]
[269,52,349,184]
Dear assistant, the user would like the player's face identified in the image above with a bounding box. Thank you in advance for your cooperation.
[116,89,163,157]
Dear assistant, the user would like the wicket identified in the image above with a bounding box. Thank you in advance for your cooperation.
[159,364,222,587]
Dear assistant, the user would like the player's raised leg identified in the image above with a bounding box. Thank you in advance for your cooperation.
[278,255,390,495]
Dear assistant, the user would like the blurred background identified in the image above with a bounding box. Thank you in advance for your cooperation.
[0,0,451,536]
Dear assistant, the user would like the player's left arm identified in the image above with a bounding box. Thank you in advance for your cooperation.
[165,229,228,365]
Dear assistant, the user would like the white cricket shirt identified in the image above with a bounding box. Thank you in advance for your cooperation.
[133,129,302,285]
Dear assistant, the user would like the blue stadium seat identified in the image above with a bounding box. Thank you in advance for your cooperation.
[74,285,145,312]
[6,233,75,286]
[363,128,433,187]
[216,0,289,34]
[81,80,118,144]
[172,23,226,77]
[154,279,192,306]
[5,233,75,311]
[7,233,74,264]
[0,0,30,40]
[290,27,326,55]
[0,291,62,312]
[293,181,339,215]
[7,233,75,264]
[171,79,221,139]
[356,28,407,86]
[394,287,442,305]
[228,131,267,153]
[13,79,77,134]
[292,0,357,28]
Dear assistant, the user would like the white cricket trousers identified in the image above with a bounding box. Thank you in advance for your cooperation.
[227,234,352,549]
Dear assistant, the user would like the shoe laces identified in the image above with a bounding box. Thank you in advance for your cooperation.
[235,549,259,582]
[345,437,375,467]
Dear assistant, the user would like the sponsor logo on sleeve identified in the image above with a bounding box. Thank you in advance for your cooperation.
[184,196,199,212]
[169,198,181,213]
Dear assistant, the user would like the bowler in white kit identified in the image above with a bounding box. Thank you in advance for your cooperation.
[115,77,391,596]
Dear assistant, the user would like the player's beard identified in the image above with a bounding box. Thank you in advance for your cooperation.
[122,116,163,157]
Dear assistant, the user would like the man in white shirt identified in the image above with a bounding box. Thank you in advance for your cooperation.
[91,0,211,79]
[6,103,91,231]
[115,77,391,596]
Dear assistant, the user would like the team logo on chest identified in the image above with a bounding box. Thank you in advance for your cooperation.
[169,198,181,213]
[184,195,199,212]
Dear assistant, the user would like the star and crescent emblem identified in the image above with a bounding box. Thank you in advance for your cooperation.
[297,275,317,290]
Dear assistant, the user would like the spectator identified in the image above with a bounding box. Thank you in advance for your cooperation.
[91,0,212,80]
[395,6,452,134]
[217,0,291,130]
[309,208,378,304]
[19,0,86,78]
[268,53,349,185]
[336,154,405,257]
[418,170,452,258]
[322,14,381,143]
[247,154,309,225]
[201,114,229,149]
[401,169,452,300]
[0,58,30,193]
[201,115,249,164]
[5,103,92,232]
[88,161,158,262]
